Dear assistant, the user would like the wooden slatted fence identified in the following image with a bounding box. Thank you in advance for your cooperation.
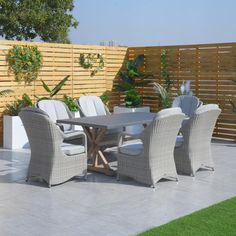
[0,40,236,143]
[0,40,127,144]
[127,42,236,141]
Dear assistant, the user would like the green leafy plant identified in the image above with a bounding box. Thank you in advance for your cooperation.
[153,82,172,108]
[230,80,236,113]
[100,94,109,105]
[0,0,78,43]
[161,49,172,92]
[100,90,112,106]
[125,89,142,108]
[5,93,33,116]
[154,49,173,108]
[6,45,42,84]
[62,95,79,112]
[116,54,152,107]
[79,53,104,76]
[35,75,70,101]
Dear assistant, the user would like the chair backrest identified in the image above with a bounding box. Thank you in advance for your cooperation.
[19,107,64,159]
[78,96,109,117]
[182,104,221,148]
[37,100,72,131]
[143,108,185,164]
[172,95,200,117]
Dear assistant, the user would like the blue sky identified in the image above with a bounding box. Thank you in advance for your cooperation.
[69,0,236,46]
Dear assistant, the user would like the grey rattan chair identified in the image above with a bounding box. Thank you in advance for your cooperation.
[78,96,122,149]
[117,108,185,187]
[174,104,221,176]
[19,107,87,187]
[172,95,202,117]
[37,100,83,144]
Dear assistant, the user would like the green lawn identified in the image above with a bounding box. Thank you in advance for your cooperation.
[139,197,236,236]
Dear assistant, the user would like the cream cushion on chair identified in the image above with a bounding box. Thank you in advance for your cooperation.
[119,141,144,156]
[78,96,108,117]
[37,100,84,144]
[61,143,85,156]
[38,100,72,131]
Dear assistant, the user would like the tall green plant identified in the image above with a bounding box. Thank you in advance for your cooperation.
[116,54,152,107]
[156,49,173,108]
[161,49,172,92]
[35,75,70,101]
[230,80,236,113]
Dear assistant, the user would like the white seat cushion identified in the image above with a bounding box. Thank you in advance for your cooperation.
[175,135,183,147]
[61,143,85,155]
[38,100,72,131]
[119,142,144,156]
[79,96,107,116]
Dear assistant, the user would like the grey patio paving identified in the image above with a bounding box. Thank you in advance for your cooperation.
[0,140,235,236]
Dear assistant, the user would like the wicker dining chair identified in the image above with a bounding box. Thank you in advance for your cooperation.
[117,108,185,187]
[37,100,84,144]
[78,96,122,149]
[172,95,202,117]
[19,107,87,187]
[174,104,221,176]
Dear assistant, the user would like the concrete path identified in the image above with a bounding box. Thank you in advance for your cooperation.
[0,140,235,236]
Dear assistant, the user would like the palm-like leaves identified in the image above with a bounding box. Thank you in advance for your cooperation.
[116,54,152,92]
[36,75,70,101]
[230,100,236,113]
[153,82,172,108]
[230,80,236,113]
[116,54,153,107]
[0,89,13,96]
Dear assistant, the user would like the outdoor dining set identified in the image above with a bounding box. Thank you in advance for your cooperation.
[19,95,221,188]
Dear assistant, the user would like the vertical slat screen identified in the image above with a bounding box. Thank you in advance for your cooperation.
[127,42,236,141]
[0,40,236,143]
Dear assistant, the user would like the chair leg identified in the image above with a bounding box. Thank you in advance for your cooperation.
[150,184,156,189]
[84,171,87,180]
[204,165,214,171]
[116,173,120,181]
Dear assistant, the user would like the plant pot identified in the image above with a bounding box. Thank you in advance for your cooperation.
[71,111,83,131]
[113,106,150,134]
[3,115,29,149]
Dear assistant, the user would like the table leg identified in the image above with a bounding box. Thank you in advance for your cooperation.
[83,127,115,176]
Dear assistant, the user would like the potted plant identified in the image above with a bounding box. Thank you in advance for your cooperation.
[3,93,33,149]
[114,54,152,134]
[62,95,79,116]
[62,95,82,131]
[115,54,152,107]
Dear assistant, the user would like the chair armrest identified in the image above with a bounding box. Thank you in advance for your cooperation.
[56,123,64,132]
[78,131,87,151]
[118,132,143,148]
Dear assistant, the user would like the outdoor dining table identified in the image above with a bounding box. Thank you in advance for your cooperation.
[57,112,156,176]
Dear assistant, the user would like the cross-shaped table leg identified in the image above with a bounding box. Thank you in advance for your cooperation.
[83,126,115,176]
